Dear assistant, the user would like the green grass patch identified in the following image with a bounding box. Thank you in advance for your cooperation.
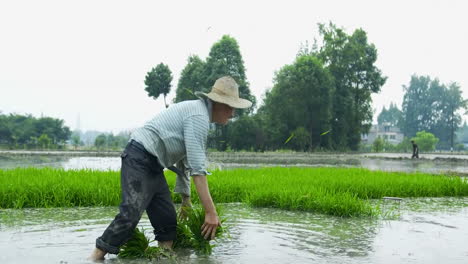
[1,167,467,217]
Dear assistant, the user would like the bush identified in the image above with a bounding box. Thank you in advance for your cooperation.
[412,131,439,152]
[372,136,384,152]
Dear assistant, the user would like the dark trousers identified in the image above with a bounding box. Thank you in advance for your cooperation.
[96,140,177,254]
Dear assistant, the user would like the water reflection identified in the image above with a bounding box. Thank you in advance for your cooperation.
[1,199,467,264]
[1,154,468,175]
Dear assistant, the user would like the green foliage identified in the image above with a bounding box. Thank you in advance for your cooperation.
[316,22,387,150]
[94,134,107,150]
[71,133,81,149]
[372,136,384,152]
[175,55,206,103]
[456,121,468,143]
[2,168,468,217]
[395,137,412,152]
[377,102,402,127]
[0,113,71,149]
[145,63,173,107]
[411,131,439,152]
[204,35,256,115]
[288,127,311,151]
[401,75,467,149]
[455,143,465,151]
[227,115,265,151]
[38,134,52,149]
[191,35,257,151]
[260,55,333,150]
[93,132,129,151]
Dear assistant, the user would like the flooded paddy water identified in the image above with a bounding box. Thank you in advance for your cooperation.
[1,151,468,263]
[1,200,468,264]
[1,151,468,174]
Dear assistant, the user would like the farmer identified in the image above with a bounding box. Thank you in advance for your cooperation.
[411,140,419,159]
[89,76,252,261]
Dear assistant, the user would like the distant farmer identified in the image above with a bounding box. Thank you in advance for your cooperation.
[411,140,419,159]
[89,76,252,261]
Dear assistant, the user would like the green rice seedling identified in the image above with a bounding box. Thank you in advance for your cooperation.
[174,206,226,254]
[118,227,172,260]
[119,206,226,260]
[2,167,468,217]
[0,168,121,209]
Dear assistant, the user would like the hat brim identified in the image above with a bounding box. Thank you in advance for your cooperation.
[195,91,252,109]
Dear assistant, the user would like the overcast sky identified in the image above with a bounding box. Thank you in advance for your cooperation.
[1,0,467,133]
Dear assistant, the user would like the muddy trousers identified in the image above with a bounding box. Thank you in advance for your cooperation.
[96,140,177,254]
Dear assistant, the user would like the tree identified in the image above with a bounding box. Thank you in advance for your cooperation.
[144,63,173,108]
[401,75,467,149]
[227,115,265,151]
[372,136,384,152]
[289,126,311,152]
[315,22,386,150]
[437,82,467,149]
[456,121,468,144]
[377,102,402,127]
[71,133,81,150]
[395,137,411,152]
[401,75,434,138]
[0,114,12,145]
[34,117,71,147]
[38,133,51,149]
[174,55,206,103]
[412,131,439,152]
[202,35,256,151]
[0,113,70,149]
[204,35,256,115]
[94,134,107,151]
[260,55,334,150]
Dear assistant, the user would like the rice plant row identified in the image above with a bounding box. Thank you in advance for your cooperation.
[1,167,467,217]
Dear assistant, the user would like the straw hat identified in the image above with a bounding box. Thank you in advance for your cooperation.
[195,76,252,109]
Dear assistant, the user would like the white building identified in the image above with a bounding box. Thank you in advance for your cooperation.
[361,123,404,145]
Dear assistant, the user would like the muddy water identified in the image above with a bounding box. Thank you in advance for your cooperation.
[1,199,467,264]
[1,154,468,175]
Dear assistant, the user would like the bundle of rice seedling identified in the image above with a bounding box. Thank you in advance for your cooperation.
[173,206,226,254]
[118,206,226,260]
[118,227,172,260]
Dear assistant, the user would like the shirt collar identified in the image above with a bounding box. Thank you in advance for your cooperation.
[203,98,213,123]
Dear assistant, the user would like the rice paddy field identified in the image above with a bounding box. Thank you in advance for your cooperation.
[1,167,467,217]
[1,165,468,263]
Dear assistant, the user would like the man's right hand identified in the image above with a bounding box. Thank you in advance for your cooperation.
[192,175,220,240]
[201,211,221,240]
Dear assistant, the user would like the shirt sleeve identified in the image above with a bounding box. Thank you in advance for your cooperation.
[183,114,209,176]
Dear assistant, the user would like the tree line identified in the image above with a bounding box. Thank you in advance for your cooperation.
[377,75,467,150]
[0,113,71,149]
[145,23,387,151]
[146,23,466,152]
[70,130,130,151]
[2,23,466,152]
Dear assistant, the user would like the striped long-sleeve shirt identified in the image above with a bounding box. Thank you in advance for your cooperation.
[130,99,212,195]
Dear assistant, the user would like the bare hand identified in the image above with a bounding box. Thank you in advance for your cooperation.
[201,212,221,240]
